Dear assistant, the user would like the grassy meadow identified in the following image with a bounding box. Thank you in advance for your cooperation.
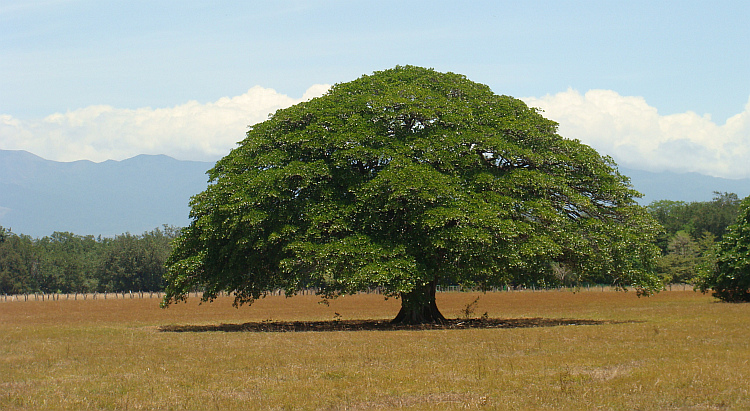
[1,289,749,410]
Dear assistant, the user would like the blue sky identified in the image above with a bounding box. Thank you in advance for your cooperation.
[2,1,749,178]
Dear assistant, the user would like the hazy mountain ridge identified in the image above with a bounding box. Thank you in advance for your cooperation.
[0,150,213,238]
[620,167,750,205]
[1,150,748,238]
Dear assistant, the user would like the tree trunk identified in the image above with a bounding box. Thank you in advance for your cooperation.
[391,279,446,324]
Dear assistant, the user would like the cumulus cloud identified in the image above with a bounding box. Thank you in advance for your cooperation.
[3,85,749,179]
[522,89,750,179]
[0,84,331,163]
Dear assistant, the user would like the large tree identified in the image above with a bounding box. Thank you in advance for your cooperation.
[696,195,750,302]
[161,66,661,323]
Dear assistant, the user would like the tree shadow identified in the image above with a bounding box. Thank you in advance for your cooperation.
[158,317,639,333]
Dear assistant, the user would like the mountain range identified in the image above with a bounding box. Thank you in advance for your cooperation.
[0,150,211,238]
[1,149,748,238]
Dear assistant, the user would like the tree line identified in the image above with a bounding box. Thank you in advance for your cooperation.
[0,225,179,295]
[0,195,745,297]
[647,192,741,285]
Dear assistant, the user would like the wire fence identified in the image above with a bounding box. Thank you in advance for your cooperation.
[0,283,693,303]
[1,290,166,302]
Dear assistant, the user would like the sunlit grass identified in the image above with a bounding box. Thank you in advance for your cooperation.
[1,290,748,410]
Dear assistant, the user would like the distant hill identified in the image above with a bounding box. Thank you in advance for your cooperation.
[0,150,213,238]
[620,167,750,205]
[1,150,748,237]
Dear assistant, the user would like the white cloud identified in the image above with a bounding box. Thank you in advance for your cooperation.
[522,89,750,179]
[0,84,330,163]
[3,85,749,179]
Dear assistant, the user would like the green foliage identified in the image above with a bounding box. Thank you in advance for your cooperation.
[696,195,750,302]
[655,231,715,284]
[0,225,179,294]
[0,227,36,294]
[648,192,740,285]
[35,232,101,293]
[163,66,662,321]
[98,228,175,292]
[648,192,741,250]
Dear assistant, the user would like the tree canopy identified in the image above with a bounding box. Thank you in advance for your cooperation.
[161,66,661,323]
[696,195,750,302]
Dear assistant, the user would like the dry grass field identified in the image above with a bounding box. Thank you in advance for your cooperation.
[1,289,749,410]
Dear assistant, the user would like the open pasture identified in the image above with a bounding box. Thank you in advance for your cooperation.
[2,290,749,410]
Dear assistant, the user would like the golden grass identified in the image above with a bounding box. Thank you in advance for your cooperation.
[1,290,749,410]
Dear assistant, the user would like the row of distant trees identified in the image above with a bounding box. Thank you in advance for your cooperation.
[0,193,744,295]
[0,225,179,295]
[647,192,741,284]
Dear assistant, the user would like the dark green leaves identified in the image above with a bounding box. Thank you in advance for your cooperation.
[696,195,750,301]
[162,65,662,308]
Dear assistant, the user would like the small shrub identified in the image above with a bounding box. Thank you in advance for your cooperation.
[462,296,481,319]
